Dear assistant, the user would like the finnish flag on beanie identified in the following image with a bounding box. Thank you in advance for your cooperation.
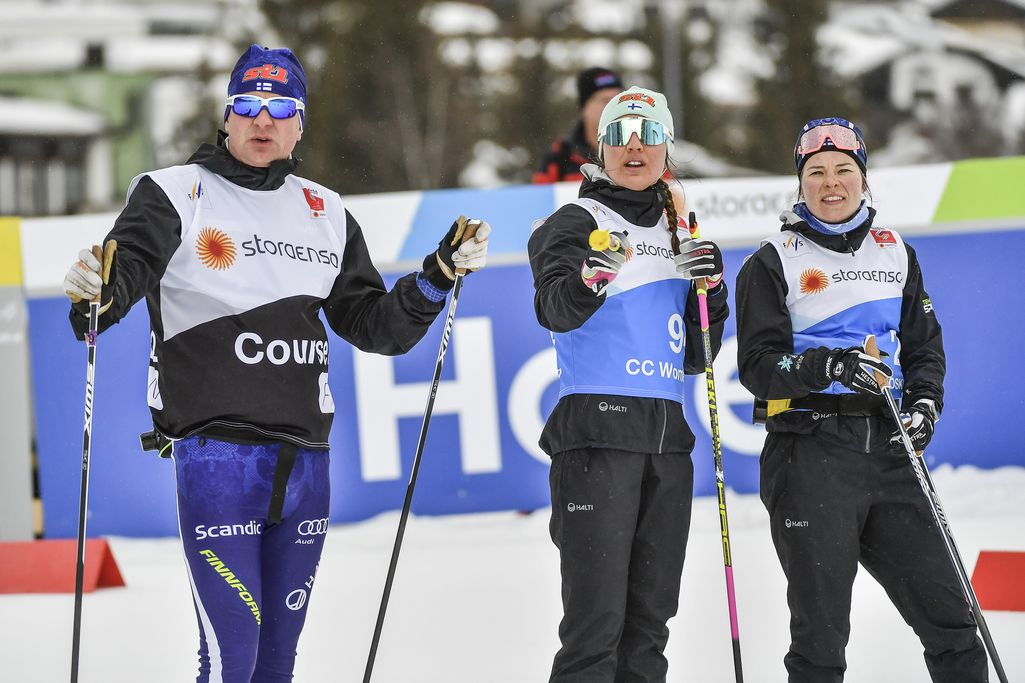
[596,86,675,160]
[225,44,308,123]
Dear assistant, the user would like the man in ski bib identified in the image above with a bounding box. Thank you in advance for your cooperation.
[63,44,490,681]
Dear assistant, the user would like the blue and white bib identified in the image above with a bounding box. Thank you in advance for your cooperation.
[553,198,692,403]
[765,228,909,400]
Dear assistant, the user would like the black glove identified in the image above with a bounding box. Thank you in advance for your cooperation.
[823,346,893,394]
[889,398,938,453]
[674,238,724,286]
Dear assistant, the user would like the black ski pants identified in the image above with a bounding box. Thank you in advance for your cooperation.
[548,448,694,683]
[760,431,988,683]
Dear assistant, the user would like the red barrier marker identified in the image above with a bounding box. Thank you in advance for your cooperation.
[0,539,124,594]
[972,551,1025,612]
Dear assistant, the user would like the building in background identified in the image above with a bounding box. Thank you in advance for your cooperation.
[823,1,1025,164]
[1,0,1023,214]
[930,0,1025,43]
[0,0,266,216]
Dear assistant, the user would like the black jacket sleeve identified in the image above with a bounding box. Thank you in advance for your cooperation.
[69,175,183,339]
[896,243,945,412]
[322,210,445,355]
[735,245,834,399]
[683,281,729,374]
[527,204,604,332]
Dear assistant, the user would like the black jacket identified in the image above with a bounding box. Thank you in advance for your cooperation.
[528,169,729,456]
[735,208,945,444]
[532,121,595,184]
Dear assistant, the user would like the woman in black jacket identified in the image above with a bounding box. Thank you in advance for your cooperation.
[528,86,728,682]
[734,117,987,682]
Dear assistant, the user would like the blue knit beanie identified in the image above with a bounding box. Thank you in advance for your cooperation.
[225,44,308,125]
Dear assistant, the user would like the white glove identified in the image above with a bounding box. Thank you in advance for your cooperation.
[451,219,490,272]
[64,248,104,302]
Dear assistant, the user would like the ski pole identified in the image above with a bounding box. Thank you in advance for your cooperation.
[688,212,744,682]
[69,240,115,683]
[865,335,1008,683]
[363,218,482,683]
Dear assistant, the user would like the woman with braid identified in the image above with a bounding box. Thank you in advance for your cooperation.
[527,85,729,682]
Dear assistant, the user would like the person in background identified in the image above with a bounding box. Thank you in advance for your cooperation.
[528,85,728,681]
[533,67,623,184]
[62,43,490,682]
[734,116,988,682]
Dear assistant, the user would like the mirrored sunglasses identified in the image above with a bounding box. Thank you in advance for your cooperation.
[796,123,861,155]
[225,95,305,119]
[601,117,670,147]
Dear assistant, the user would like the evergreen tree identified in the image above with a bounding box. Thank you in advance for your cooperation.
[742,0,858,173]
[642,3,723,177]
[260,0,479,193]
[931,97,1006,160]
[168,60,225,165]
[488,10,573,184]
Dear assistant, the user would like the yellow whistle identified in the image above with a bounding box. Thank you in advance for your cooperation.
[588,229,617,252]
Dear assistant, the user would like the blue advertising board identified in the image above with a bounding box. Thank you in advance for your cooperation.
[30,227,1025,538]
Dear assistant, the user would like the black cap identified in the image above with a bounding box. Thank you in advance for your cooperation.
[577,67,623,108]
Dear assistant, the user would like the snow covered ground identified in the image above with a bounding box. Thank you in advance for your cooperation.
[3,466,1024,682]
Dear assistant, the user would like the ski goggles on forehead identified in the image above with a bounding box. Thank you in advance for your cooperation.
[796,123,862,155]
[600,117,671,147]
[225,95,305,119]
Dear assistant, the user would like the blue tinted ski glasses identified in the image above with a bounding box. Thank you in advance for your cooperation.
[225,95,305,119]
[600,117,671,147]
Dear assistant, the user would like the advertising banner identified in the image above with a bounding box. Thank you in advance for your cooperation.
[0,217,34,540]
[23,157,1025,537]
[30,227,1025,537]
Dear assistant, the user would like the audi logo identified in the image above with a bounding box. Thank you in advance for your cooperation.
[286,588,307,611]
[297,518,330,536]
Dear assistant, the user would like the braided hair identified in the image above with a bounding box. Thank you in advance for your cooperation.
[657,178,683,256]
